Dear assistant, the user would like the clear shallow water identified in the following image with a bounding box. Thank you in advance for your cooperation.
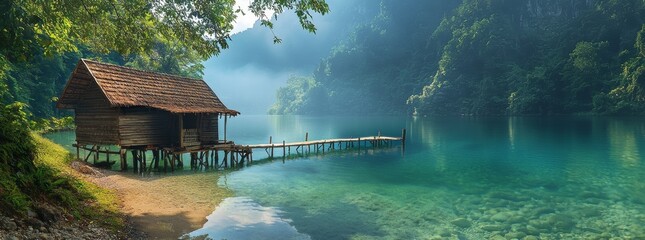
[47,116,645,239]
[198,116,645,240]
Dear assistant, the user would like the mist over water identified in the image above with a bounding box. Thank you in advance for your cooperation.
[203,0,374,114]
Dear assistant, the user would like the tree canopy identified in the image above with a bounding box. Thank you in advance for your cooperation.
[0,0,329,119]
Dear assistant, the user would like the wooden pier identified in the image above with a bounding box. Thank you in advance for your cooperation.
[74,129,406,174]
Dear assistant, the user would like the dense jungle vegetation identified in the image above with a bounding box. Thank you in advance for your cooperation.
[270,0,645,115]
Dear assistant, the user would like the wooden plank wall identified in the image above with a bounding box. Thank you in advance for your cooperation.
[198,114,218,144]
[119,108,178,147]
[75,80,120,145]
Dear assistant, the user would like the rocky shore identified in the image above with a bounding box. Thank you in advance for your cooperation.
[0,210,143,240]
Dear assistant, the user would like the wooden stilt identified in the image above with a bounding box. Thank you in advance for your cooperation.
[131,150,138,173]
[120,149,126,171]
[163,150,168,173]
[215,150,219,168]
[153,150,160,170]
[142,150,147,173]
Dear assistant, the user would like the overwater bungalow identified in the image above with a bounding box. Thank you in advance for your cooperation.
[57,59,240,171]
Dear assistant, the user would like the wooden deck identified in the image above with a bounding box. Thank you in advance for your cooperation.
[74,129,406,174]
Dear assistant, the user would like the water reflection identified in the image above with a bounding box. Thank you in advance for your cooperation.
[187,197,310,240]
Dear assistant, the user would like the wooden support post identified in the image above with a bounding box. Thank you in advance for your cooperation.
[402,128,407,150]
[106,148,110,164]
[305,132,308,141]
[142,150,147,173]
[171,154,175,172]
[282,141,286,157]
[215,150,219,168]
[224,151,228,168]
[131,150,138,173]
[76,143,80,160]
[271,144,274,158]
[163,151,168,173]
[93,146,98,164]
[153,150,160,170]
[120,149,126,172]
[224,114,228,143]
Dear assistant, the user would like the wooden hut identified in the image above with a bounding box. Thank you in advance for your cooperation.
[57,59,240,171]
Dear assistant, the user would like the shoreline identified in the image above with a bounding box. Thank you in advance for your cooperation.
[78,164,232,239]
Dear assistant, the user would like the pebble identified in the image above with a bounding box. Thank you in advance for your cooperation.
[523,236,538,240]
[0,218,17,231]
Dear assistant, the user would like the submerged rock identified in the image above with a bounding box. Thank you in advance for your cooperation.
[490,212,512,222]
[450,218,471,228]
[548,214,576,232]
[505,231,526,239]
[481,224,505,231]
[489,234,506,240]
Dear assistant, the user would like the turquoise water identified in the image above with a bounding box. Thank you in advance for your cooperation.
[47,116,645,239]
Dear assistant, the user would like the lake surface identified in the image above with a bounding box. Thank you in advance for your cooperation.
[47,116,645,239]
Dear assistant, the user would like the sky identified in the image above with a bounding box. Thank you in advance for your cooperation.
[231,0,270,34]
[202,0,369,114]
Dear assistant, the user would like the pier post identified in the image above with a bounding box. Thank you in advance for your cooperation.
[283,140,286,158]
[306,132,310,153]
[402,128,406,150]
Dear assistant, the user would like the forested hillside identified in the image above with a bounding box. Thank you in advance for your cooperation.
[271,0,645,115]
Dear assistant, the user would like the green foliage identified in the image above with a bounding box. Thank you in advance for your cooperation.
[31,116,75,133]
[594,24,645,114]
[407,0,645,115]
[0,102,36,213]
[275,0,644,116]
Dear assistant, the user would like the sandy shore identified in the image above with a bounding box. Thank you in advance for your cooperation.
[80,166,232,239]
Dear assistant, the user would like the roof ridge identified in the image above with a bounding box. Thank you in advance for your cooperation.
[81,58,204,82]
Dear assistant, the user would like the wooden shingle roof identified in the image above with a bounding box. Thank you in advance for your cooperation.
[57,59,239,115]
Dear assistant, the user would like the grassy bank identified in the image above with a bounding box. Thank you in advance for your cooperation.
[0,133,125,232]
